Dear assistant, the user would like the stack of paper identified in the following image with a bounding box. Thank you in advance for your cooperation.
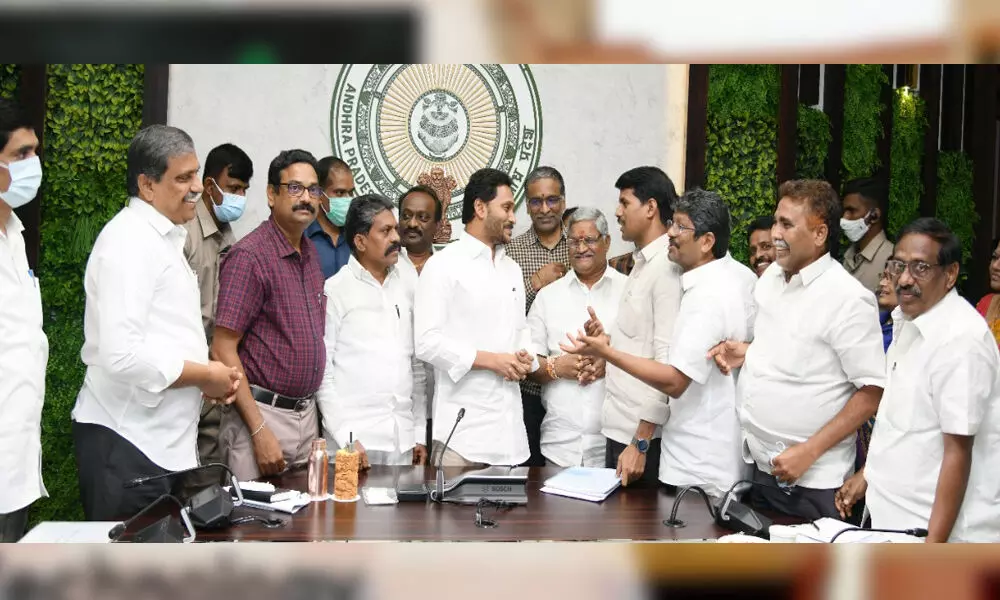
[540,467,621,502]
[774,518,924,543]
[226,485,312,514]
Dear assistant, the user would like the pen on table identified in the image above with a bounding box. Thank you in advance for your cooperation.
[395,304,400,318]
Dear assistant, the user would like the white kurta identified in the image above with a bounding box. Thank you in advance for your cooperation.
[866,290,1000,542]
[0,211,48,514]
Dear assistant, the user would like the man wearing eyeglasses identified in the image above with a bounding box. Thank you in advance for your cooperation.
[308,156,356,279]
[836,218,1000,542]
[525,207,626,467]
[213,150,328,481]
[709,179,885,521]
[506,166,571,467]
[561,190,755,496]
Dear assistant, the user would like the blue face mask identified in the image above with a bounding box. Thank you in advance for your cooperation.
[324,194,352,227]
[210,181,246,223]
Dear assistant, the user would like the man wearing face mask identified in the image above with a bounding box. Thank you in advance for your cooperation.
[317,195,427,466]
[72,126,242,520]
[841,177,893,294]
[0,98,47,541]
[182,143,253,491]
[708,179,885,521]
[307,156,355,279]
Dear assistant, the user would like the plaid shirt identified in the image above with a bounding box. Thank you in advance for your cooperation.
[505,228,569,398]
[216,217,327,398]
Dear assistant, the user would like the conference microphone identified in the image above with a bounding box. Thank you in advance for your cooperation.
[663,479,776,539]
[125,462,244,529]
[433,407,466,502]
[109,493,196,543]
[829,526,929,543]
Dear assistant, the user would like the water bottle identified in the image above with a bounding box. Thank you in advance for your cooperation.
[307,438,329,501]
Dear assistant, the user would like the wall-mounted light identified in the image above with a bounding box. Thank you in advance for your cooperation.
[894,64,920,93]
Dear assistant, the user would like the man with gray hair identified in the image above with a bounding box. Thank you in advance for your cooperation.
[72,125,241,520]
[506,165,571,466]
[316,194,428,466]
[526,207,626,466]
[562,189,756,496]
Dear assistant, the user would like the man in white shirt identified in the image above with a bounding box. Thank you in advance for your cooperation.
[836,218,1000,542]
[397,185,442,450]
[526,207,626,467]
[709,179,885,520]
[563,190,755,496]
[317,194,427,466]
[414,168,535,467]
[0,99,47,541]
[594,166,683,486]
[72,125,241,520]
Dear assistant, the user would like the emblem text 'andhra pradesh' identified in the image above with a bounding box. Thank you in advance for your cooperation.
[331,64,542,239]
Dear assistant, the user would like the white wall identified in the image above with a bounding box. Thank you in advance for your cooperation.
[167,64,669,256]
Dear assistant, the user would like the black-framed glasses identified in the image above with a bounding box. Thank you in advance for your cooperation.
[884,258,941,281]
[527,195,563,210]
[278,182,323,199]
[568,236,602,250]
[666,219,697,236]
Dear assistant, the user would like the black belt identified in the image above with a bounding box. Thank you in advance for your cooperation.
[250,385,313,412]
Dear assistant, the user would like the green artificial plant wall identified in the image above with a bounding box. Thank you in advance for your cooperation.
[841,64,888,181]
[1,64,18,100]
[887,88,926,238]
[32,64,145,524]
[705,65,831,264]
[936,151,977,279]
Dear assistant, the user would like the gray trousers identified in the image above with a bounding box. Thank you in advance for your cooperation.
[0,506,29,543]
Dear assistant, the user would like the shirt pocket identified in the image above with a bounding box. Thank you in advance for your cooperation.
[616,287,648,340]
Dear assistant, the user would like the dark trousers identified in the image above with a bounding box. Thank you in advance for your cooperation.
[748,464,839,521]
[0,506,29,542]
[605,438,662,487]
[73,421,173,521]
[521,391,546,467]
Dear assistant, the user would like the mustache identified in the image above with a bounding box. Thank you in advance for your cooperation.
[402,228,422,237]
[385,242,401,256]
[896,284,921,298]
[291,202,315,214]
[182,191,200,204]
[773,239,789,251]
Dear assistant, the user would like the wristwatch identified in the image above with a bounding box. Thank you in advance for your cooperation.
[630,435,650,454]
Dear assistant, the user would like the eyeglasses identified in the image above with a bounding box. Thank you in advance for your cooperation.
[884,258,941,281]
[567,236,602,249]
[278,182,323,199]
[527,195,563,210]
[666,219,697,236]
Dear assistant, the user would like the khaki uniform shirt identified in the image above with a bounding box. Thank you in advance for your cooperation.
[182,199,236,343]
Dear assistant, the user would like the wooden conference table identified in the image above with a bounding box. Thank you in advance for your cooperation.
[194,465,789,542]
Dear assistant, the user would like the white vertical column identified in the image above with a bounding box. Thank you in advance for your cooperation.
[663,64,690,192]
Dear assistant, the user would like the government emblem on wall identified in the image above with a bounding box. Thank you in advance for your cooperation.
[330,64,543,231]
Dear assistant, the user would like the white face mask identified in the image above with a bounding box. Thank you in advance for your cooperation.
[0,155,43,209]
[840,213,871,243]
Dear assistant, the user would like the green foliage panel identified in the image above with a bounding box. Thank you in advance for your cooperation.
[705,65,831,265]
[1,64,18,100]
[888,89,925,238]
[707,64,779,120]
[705,114,778,265]
[33,64,145,524]
[842,64,888,181]
[796,105,831,179]
[936,151,977,278]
